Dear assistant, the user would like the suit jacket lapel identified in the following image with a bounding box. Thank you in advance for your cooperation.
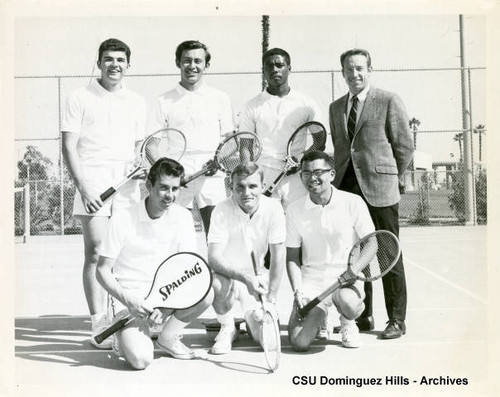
[355,87,376,135]
[340,94,349,140]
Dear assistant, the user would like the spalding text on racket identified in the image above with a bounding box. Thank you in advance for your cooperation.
[264,121,327,197]
[181,132,262,186]
[94,252,212,344]
[298,230,401,320]
[100,128,187,203]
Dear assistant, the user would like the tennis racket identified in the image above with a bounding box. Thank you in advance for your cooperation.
[99,128,187,202]
[298,230,401,320]
[182,132,262,186]
[264,121,327,197]
[94,252,212,344]
[251,251,280,372]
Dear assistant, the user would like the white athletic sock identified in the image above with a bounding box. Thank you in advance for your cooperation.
[90,312,107,329]
[217,308,236,329]
[160,315,190,340]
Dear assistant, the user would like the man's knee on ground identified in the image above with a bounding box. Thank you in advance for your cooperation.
[212,274,235,313]
[124,349,154,370]
[288,329,312,352]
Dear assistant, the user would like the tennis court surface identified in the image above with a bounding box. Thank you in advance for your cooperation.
[13,226,495,396]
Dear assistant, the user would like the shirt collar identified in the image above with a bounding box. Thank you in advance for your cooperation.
[304,186,337,210]
[175,81,207,95]
[91,78,127,98]
[138,198,171,222]
[230,195,260,219]
[348,85,371,103]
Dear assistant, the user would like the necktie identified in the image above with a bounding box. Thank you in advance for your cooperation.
[347,96,358,141]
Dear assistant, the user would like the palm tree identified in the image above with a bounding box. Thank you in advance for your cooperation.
[261,15,270,91]
[409,117,421,150]
[473,124,486,163]
[454,133,463,162]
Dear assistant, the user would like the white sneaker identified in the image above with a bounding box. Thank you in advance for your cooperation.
[157,335,195,360]
[210,326,237,355]
[340,318,361,348]
[90,316,113,350]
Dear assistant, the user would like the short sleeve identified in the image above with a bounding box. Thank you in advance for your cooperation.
[135,96,148,141]
[236,102,256,134]
[207,204,229,245]
[61,90,83,134]
[351,195,376,239]
[219,93,234,134]
[268,201,286,245]
[285,205,302,248]
[147,97,167,134]
[99,210,131,259]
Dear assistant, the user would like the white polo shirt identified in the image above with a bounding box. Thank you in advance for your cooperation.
[286,187,375,294]
[61,79,147,168]
[208,195,286,275]
[148,82,234,174]
[237,89,323,171]
[100,199,197,297]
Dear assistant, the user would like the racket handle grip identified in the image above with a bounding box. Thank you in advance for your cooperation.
[298,297,321,319]
[100,187,116,202]
[93,316,131,344]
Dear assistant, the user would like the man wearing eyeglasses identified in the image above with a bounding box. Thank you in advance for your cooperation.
[286,151,375,352]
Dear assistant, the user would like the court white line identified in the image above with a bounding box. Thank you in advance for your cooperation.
[405,257,488,305]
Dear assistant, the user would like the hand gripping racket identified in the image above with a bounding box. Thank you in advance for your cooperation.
[251,251,281,372]
[298,230,401,320]
[181,132,262,186]
[264,121,327,197]
[100,128,187,202]
[94,252,212,344]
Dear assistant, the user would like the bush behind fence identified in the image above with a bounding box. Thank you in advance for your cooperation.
[14,166,487,238]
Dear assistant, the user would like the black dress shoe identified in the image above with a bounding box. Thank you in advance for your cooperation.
[381,319,406,339]
[356,316,375,331]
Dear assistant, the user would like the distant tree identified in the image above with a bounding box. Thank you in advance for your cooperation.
[17,145,53,181]
[261,15,270,91]
[409,117,421,150]
[473,124,486,163]
[453,133,463,162]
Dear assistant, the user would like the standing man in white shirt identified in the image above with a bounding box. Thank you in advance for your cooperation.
[238,48,323,210]
[61,38,147,349]
[148,40,234,234]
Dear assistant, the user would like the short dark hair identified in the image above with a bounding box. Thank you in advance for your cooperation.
[175,40,211,64]
[262,48,291,66]
[340,48,372,69]
[147,158,185,185]
[230,161,264,184]
[98,38,131,63]
[300,151,335,169]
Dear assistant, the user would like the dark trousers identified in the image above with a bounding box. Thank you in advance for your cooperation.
[339,164,407,321]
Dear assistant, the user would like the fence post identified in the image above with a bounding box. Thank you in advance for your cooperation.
[459,15,475,225]
[58,76,65,235]
[25,183,30,243]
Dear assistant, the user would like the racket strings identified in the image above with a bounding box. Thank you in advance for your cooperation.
[261,310,280,371]
[350,232,400,281]
[288,124,327,160]
[216,134,262,172]
[142,130,186,166]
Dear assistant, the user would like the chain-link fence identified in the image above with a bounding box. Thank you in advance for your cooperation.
[14,66,487,238]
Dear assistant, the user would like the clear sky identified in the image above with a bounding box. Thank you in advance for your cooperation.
[13,13,487,166]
